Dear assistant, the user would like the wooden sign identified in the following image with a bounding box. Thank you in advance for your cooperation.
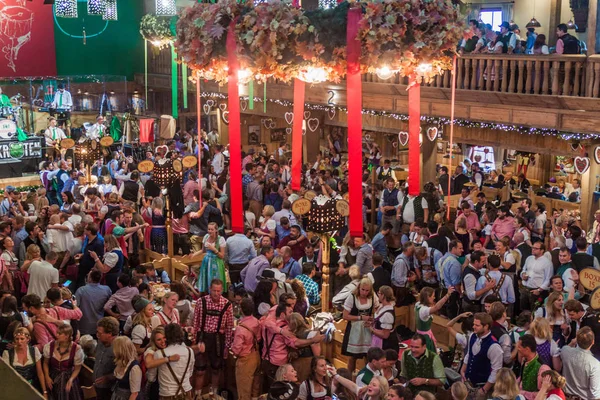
[579,268,600,291]
[138,160,155,173]
[100,136,114,147]
[182,155,198,168]
[304,190,317,201]
[292,198,312,215]
[336,199,350,217]
[590,287,600,310]
[60,138,75,149]
[173,159,183,173]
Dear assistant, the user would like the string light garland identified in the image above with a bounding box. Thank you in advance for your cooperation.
[196,91,595,141]
[156,0,177,17]
[55,0,78,18]
[102,0,118,21]
[88,0,105,16]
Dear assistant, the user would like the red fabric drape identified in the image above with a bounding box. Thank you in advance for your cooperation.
[227,22,243,233]
[139,119,155,143]
[196,78,202,207]
[347,7,363,237]
[408,83,421,196]
[291,79,305,191]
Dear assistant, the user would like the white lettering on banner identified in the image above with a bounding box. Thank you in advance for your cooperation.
[0,139,42,160]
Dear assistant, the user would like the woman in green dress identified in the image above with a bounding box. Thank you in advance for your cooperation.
[195,222,227,294]
[415,286,454,352]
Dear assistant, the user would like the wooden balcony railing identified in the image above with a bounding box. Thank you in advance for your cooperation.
[147,44,600,100]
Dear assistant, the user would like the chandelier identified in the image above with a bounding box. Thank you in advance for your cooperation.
[88,0,105,16]
[103,0,118,21]
[156,0,177,17]
[55,0,78,18]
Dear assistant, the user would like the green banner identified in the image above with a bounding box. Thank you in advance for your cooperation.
[171,43,178,119]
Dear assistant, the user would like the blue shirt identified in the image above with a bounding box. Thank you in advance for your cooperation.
[371,232,388,262]
[13,227,28,255]
[226,234,257,264]
[436,253,462,287]
[282,258,301,279]
[296,274,320,305]
[75,282,112,335]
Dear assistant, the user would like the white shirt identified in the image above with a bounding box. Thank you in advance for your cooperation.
[47,223,74,252]
[521,255,554,290]
[27,260,59,300]
[212,152,225,175]
[51,90,73,110]
[87,123,106,140]
[154,344,195,396]
[400,196,428,224]
[463,332,504,383]
[44,127,66,145]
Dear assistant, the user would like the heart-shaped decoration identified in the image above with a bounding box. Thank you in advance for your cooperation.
[307,118,319,132]
[286,128,292,134]
[262,119,272,129]
[202,104,210,114]
[206,99,215,108]
[575,156,590,175]
[304,111,311,119]
[219,103,227,111]
[595,146,600,164]
[284,112,294,125]
[327,108,336,120]
[392,141,398,148]
[426,127,438,142]
[222,111,229,124]
[269,121,276,129]
[240,100,248,111]
[365,134,372,141]
[399,131,409,146]
[571,142,581,152]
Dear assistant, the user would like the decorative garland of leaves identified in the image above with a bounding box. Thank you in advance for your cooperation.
[174,0,465,84]
[140,14,176,46]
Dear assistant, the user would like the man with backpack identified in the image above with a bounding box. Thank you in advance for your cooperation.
[556,23,582,54]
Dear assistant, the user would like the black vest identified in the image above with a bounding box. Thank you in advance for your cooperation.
[382,188,400,216]
[401,195,424,222]
[122,180,139,203]
[561,33,581,54]
[572,252,595,272]
[498,32,513,53]
[462,266,481,305]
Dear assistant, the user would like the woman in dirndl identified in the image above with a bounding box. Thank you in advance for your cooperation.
[42,324,84,400]
[414,286,454,353]
[370,286,398,352]
[111,336,142,400]
[145,198,167,255]
[195,222,226,294]
[341,277,379,374]
[1,236,22,297]
[2,327,45,394]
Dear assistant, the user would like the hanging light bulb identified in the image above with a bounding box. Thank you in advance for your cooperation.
[298,66,328,84]
[237,69,252,83]
[375,66,397,80]
[102,0,117,21]
[416,63,432,76]
[156,0,176,17]
[567,19,578,30]
[55,0,78,18]
[87,0,104,16]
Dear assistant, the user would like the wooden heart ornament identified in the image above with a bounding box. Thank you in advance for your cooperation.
[426,127,438,142]
[575,156,590,174]
[328,108,336,120]
[269,120,276,129]
[595,146,600,164]
[307,118,319,132]
[240,99,248,111]
[398,131,409,146]
[286,128,292,134]
[284,112,294,125]
[222,111,229,124]
[206,99,215,108]
[219,103,227,111]
[304,111,311,119]
[202,104,210,114]
[262,119,272,129]
[571,142,581,152]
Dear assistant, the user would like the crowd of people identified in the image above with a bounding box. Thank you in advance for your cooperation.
[0,119,598,400]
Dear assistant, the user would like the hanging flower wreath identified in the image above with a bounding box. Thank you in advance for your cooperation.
[174,0,465,84]
[140,14,176,49]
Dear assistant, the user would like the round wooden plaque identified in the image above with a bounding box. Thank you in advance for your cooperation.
[182,155,198,168]
[60,138,75,149]
[579,268,600,291]
[304,190,317,201]
[590,287,600,310]
[173,159,183,173]
[138,160,155,173]
[336,199,350,217]
[291,198,312,215]
[100,136,114,147]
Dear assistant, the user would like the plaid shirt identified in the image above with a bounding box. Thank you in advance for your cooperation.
[192,295,234,349]
[296,274,320,305]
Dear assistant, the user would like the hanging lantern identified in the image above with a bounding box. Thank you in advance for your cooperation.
[55,0,78,18]
[102,0,117,21]
[156,0,176,17]
[525,17,541,28]
[87,0,105,16]
[567,20,578,30]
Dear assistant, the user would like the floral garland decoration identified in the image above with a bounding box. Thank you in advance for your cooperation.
[140,14,176,49]
[174,0,465,84]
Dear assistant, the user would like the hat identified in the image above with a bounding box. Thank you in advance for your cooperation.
[112,226,125,238]
[5,185,15,193]
[499,21,510,29]
[258,269,276,282]
[133,296,151,313]
[268,381,299,400]
[247,148,255,155]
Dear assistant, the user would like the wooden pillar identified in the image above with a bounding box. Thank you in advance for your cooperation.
[588,0,598,54]
[548,0,563,47]
[421,129,437,188]
[580,144,600,232]
[319,232,333,361]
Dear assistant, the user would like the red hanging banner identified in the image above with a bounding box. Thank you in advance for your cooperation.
[408,82,421,196]
[347,7,363,238]
[291,79,305,191]
[227,22,243,234]
[196,77,203,207]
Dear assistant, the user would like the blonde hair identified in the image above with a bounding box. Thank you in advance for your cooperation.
[275,364,294,382]
[133,306,153,328]
[541,369,566,389]
[450,382,468,400]
[530,317,552,341]
[112,336,138,369]
[369,376,389,400]
[352,278,374,299]
[271,255,284,268]
[348,265,362,280]
[288,312,309,335]
[263,205,275,217]
[13,327,31,341]
[160,291,179,307]
[150,326,166,351]
[378,285,395,303]
[104,234,120,251]
[49,214,60,224]
[492,368,520,399]
[57,324,73,343]
[419,287,435,306]
[545,291,564,324]
[25,244,40,260]
[151,197,164,211]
